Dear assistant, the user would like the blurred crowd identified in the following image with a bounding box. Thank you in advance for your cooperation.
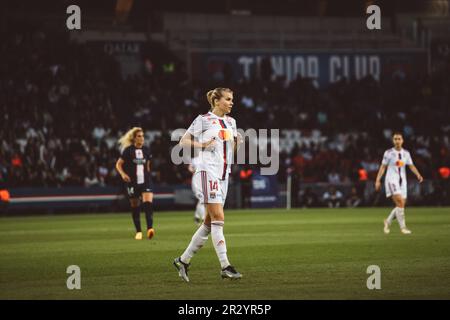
[1,24,449,205]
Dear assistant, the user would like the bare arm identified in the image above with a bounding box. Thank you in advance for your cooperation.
[115,158,131,182]
[408,165,423,182]
[375,164,387,191]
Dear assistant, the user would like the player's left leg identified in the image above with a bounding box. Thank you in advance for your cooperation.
[142,192,155,239]
[398,197,411,234]
[398,184,412,233]
[392,194,411,234]
[208,203,242,279]
[212,179,241,279]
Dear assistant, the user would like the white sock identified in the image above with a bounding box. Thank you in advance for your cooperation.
[386,207,397,225]
[211,221,230,269]
[180,224,210,264]
[395,207,406,229]
[194,202,206,220]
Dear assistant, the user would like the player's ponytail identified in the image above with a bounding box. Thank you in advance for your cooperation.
[206,90,215,111]
[118,127,143,152]
[206,87,233,111]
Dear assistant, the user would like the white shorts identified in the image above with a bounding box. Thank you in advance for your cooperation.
[385,180,407,199]
[192,171,229,205]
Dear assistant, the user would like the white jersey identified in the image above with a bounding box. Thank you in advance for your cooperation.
[382,148,413,186]
[191,155,201,172]
[186,111,237,180]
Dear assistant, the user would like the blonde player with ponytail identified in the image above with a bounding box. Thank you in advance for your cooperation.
[116,127,155,240]
[173,88,243,282]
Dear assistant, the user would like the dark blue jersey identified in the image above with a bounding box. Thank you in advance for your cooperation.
[120,145,152,185]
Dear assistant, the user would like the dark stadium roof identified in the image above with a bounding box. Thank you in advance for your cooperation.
[5,0,431,17]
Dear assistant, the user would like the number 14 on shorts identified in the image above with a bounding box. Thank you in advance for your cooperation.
[209,180,218,191]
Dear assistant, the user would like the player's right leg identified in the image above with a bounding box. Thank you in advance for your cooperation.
[129,197,142,240]
[174,171,211,282]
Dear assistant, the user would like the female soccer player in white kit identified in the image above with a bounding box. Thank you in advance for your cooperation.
[375,132,423,234]
[173,87,243,282]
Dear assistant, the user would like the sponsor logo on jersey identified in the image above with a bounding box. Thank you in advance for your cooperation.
[133,159,146,165]
[210,192,216,199]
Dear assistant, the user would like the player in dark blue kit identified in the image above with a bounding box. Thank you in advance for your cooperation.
[115,127,155,240]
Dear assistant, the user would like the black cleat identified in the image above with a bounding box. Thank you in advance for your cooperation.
[221,265,242,280]
[173,257,190,282]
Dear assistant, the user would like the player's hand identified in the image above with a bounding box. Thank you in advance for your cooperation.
[417,174,423,183]
[121,174,131,183]
[375,180,381,191]
[202,138,215,150]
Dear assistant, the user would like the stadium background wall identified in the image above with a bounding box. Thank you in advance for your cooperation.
[1,179,446,215]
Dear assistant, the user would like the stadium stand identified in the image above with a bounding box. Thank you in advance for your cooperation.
[1,8,449,208]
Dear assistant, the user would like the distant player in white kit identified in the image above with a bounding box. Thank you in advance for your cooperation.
[375,132,423,234]
[188,155,206,225]
[173,87,243,282]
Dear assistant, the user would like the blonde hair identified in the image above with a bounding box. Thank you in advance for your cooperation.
[118,127,143,152]
[206,87,233,111]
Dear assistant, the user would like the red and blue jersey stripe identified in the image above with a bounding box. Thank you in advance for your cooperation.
[218,119,228,180]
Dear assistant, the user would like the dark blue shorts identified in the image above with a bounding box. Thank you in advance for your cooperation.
[126,181,153,199]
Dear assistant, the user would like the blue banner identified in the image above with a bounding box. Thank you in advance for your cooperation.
[7,186,175,211]
[191,49,426,88]
[250,170,279,208]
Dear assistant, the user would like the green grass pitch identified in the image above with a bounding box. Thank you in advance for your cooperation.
[1,207,449,300]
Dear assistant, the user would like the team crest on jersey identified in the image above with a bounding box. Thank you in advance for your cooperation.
[218,129,233,141]
[396,160,405,167]
[135,149,143,158]
[209,192,216,199]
